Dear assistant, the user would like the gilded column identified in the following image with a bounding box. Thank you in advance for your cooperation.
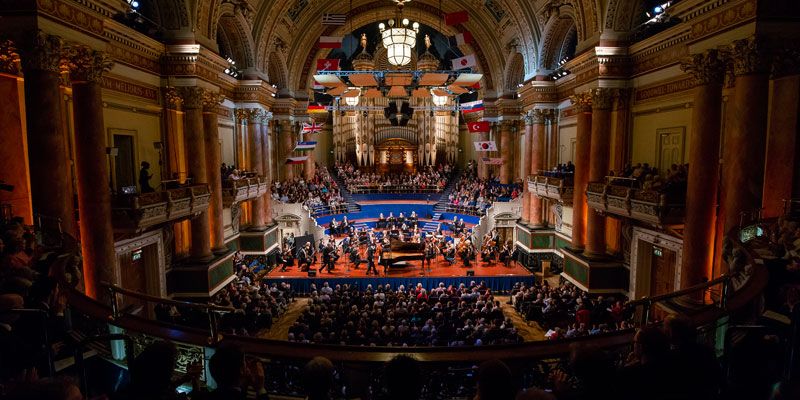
[178,87,213,261]
[584,88,615,258]
[260,113,274,225]
[679,50,727,288]
[65,45,116,298]
[547,111,560,169]
[529,109,546,227]
[19,32,77,235]
[721,38,771,236]
[763,47,800,218]
[569,92,592,250]
[520,112,534,223]
[202,92,226,253]
[280,119,295,181]
[499,122,513,184]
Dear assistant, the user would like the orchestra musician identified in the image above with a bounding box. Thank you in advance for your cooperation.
[458,239,475,266]
[499,241,512,267]
[387,212,396,226]
[424,240,436,272]
[279,244,294,272]
[366,241,377,275]
[443,242,457,265]
[298,242,313,271]
[377,213,386,229]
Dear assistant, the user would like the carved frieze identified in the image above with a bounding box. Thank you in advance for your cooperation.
[680,49,728,86]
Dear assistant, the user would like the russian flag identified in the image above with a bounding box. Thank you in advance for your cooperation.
[461,100,484,114]
[319,36,343,49]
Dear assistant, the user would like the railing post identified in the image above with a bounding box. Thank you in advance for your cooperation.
[639,299,651,327]
[108,286,119,319]
[208,309,219,343]
[720,277,730,310]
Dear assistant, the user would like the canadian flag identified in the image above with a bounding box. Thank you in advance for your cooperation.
[451,54,477,70]
[467,121,490,133]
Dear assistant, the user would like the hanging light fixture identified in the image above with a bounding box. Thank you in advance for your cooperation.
[344,88,361,106]
[379,0,419,66]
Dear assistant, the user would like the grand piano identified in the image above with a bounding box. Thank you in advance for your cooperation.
[380,238,425,270]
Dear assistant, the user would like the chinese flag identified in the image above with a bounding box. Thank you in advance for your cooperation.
[316,58,340,71]
[467,121,490,133]
[444,11,469,26]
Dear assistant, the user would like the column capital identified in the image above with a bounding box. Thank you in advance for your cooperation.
[259,111,274,124]
[680,49,728,86]
[20,31,64,73]
[64,45,113,83]
[771,46,800,79]
[201,91,224,112]
[569,91,593,112]
[0,40,21,76]
[235,108,265,123]
[590,88,617,111]
[177,86,207,109]
[163,87,183,110]
[530,109,548,125]
[730,37,771,76]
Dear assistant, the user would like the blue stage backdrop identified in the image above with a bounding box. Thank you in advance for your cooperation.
[264,275,535,293]
[315,204,482,226]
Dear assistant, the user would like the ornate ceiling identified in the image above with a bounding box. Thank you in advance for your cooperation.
[145,0,644,95]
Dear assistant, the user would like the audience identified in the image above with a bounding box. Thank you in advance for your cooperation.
[447,166,522,215]
[612,162,688,195]
[335,162,453,193]
[288,282,522,347]
[272,166,347,214]
[197,344,268,400]
[303,357,335,400]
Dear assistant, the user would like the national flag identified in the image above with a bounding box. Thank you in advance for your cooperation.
[461,100,485,114]
[286,156,309,164]
[474,141,497,152]
[470,81,481,90]
[307,105,328,113]
[302,122,324,132]
[321,13,346,25]
[294,141,317,151]
[316,58,340,71]
[444,11,469,26]
[467,121,490,133]
[450,31,474,46]
[481,157,504,165]
[319,36,343,49]
[451,54,477,70]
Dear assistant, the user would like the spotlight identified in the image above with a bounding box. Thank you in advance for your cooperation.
[517,83,523,88]
[224,68,230,74]
[654,6,663,13]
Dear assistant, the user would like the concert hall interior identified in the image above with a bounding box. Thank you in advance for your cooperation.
[1,0,800,399]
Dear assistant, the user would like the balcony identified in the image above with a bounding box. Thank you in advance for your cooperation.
[111,184,211,233]
[586,178,685,225]
[527,174,574,205]
[222,177,269,207]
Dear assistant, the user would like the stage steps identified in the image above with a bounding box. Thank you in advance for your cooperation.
[330,168,362,213]
[421,221,440,233]
[430,167,464,219]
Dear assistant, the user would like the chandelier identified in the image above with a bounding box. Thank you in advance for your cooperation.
[379,1,419,66]
[430,88,448,106]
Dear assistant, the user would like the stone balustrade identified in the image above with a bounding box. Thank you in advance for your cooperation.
[111,184,211,232]
[585,181,685,225]
[527,175,574,205]
[221,176,269,207]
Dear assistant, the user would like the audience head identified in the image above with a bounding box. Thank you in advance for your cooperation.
[384,355,422,399]
[3,378,82,400]
[209,343,248,388]
[476,359,515,400]
[304,356,335,400]
[129,340,177,395]
[633,326,669,365]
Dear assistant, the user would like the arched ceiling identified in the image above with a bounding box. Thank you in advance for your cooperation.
[177,0,644,94]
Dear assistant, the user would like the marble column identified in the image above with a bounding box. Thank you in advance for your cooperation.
[201,92,226,253]
[280,119,295,181]
[529,110,546,227]
[584,88,615,259]
[721,38,771,235]
[178,87,212,261]
[520,112,534,223]
[0,40,33,224]
[679,50,727,288]
[569,92,593,250]
[66,46,116,298]
[247,109,266,230]
[260,113,274,225]
[499,122,513,184]
[19,32,77,236]
[762,48,800,218]
[547,112,560,169]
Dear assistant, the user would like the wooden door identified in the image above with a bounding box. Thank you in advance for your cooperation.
[113,134,137,191]
[657,128,685,175]
[649,246,676,297]
[120,248,147,308]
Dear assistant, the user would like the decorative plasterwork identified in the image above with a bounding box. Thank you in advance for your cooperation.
[680,49,728,86]
[20,31,64,73]
[0,40,20,76]
[65,45,114,83]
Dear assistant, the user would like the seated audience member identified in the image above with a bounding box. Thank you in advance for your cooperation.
[381,355,422,400]
[303,357,335,400]
[475,359,516,400]
[2,378,83,400]
[196,344,268,400]
[114,340,201,400]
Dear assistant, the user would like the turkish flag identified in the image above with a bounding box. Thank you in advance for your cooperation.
[467,121,490,133]
[316,58,340,71]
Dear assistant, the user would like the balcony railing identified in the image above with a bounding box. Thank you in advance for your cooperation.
[586,178,685,225]
[222,176,269,207]
[527,174,574,205]
[111,184,211,232]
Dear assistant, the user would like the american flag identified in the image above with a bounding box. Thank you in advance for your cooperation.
[321,13,346,25]
[302,122,324,133]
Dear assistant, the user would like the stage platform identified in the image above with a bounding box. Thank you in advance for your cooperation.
[264,258,535,292]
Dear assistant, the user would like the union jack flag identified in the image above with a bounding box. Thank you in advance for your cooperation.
[301,122,324,133]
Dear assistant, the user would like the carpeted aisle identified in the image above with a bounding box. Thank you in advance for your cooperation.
[498,296,546,341]
[259,299,309,340]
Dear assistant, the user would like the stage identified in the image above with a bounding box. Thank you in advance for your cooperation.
[263,257,536,292]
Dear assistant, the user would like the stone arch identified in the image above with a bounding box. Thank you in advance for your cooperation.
[503,52,525,92]
[539,15,578,71]
[216,10,257,68]
[196,0,224,41]
[139,0,191,31]
[267,52,289,92]
[603,0,645,32]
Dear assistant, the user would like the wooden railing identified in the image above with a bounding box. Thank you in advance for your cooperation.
[222,176,269,207]
[111,184,211,232]
[527,175,574,205]
[585,178,685,225]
